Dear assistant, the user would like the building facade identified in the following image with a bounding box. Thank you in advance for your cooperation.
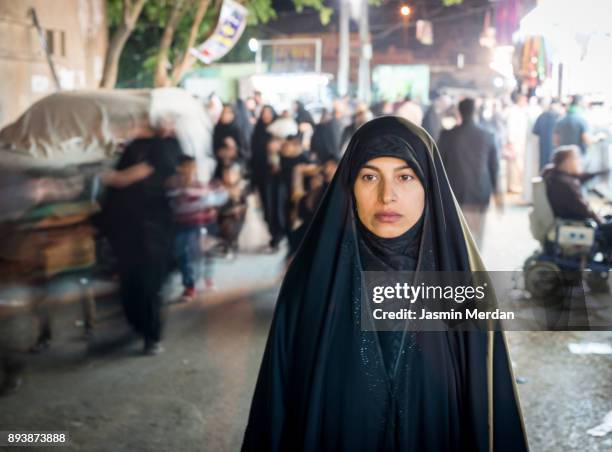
[0,0,107,127]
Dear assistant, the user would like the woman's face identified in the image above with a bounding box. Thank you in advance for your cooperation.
[353,156,425,238]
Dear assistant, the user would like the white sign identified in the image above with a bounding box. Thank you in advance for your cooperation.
[190,0,248,65]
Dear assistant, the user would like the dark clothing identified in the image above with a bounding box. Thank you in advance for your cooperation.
[533,110,560,170]
[438,119,499,206]
[311,119,341,162]
[249,107,277,239]
[295,101,315,127]
[213,121,245,180]
[554,111,589,154]
[242,117,528,452]
[234,100,254,160]
[542,167,602,222]
[213,121,244,155]
[101,137,183,343]
[288,182,328,256]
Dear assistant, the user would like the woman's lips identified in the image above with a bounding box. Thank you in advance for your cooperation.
[374,212,402,223]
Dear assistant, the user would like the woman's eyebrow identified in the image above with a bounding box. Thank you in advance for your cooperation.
[360,164,412,171]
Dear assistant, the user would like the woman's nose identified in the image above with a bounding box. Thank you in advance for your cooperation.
[380,180,397,204]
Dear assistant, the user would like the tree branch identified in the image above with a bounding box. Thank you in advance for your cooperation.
[154,0,187,87]
[170,0,211,84]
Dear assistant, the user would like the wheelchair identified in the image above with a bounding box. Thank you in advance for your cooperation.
[523,177,611,299]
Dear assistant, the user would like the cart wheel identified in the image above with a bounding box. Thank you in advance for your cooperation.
[524,260,566,304]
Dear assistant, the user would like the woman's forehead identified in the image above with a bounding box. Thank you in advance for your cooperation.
[361,156,411,169]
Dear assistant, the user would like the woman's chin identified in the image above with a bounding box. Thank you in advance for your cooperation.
[369,223,408,239]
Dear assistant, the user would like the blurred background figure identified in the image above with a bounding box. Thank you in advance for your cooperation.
[206,93,224,125]
[249,105,278,243]
[542,146,609,226]
[100,120,183,355]
[504,93,529,194]
[234,99,254,162]
[310,108,342,163]
[396,94,423,126]
[168,155,228,301]
[439,98,501,247]
[214,162,248,258]
[288,156,339,259]
[532,98,562,171]
[554,95,592,155]
[340,104,372,152]
[422,91,449,142]
[213,104,246,173]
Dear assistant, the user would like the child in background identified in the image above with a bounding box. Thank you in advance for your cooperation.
[168,155,228,301]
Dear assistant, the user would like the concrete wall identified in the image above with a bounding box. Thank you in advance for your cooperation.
[0,0,107,127]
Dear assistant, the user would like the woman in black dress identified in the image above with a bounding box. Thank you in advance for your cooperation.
[242,116,529,451]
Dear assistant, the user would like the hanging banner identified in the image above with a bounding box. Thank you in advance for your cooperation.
[416,20,433,45]
[190,0,248,64]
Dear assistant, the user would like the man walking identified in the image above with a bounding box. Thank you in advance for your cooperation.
[439,98,502,247]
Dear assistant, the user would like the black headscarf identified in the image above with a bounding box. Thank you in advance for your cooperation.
[213,104,244,157]
[243,116,529,452]
[295,101,315,127]
[350,134,426,272]
[249,105,277,184]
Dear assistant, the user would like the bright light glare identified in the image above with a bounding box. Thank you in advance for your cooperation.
[248,38,259,52]
[400,5,411,17]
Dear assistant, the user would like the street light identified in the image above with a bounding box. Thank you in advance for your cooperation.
[400,5,411,17]
[248,38,259,52]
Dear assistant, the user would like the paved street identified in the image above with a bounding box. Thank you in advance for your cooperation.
[1,204,612,451]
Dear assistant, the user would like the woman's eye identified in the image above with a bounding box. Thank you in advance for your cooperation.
[398,174,413,182]
[361,174,377,182]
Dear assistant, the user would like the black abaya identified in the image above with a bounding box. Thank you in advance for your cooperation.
[242,117,529,452]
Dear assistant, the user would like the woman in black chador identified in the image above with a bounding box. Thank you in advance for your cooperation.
[242,117,529,452]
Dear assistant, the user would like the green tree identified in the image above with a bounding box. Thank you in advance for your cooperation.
[103,0,332,88]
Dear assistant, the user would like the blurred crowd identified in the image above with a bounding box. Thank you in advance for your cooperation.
[2,85,612,395]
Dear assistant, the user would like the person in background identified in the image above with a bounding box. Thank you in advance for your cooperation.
[100,120,183,355]
[504,92,529,193]
[213,136,241,181]
[310,108,341,163]
[168,155,228,301]
[288,156,339,259]
[542,146,609,224]
[422,91,447,142]
[280,133,312,240]
[438,98,502,247]
[340,105,372,153]
[234,99,255,162]
[249,105,278,238]
[294,100,315,129]
[215,163,248,258]
[479,97,506,157]
[554,95,592,155]
[532,98,562,171]
[542,146,612,252]
[213,104,245,168]
[396,94,423,126]
[206,93,223,125]
[253,90,264,118]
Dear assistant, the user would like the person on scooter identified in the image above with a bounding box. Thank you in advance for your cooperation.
[542,145,612,248]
